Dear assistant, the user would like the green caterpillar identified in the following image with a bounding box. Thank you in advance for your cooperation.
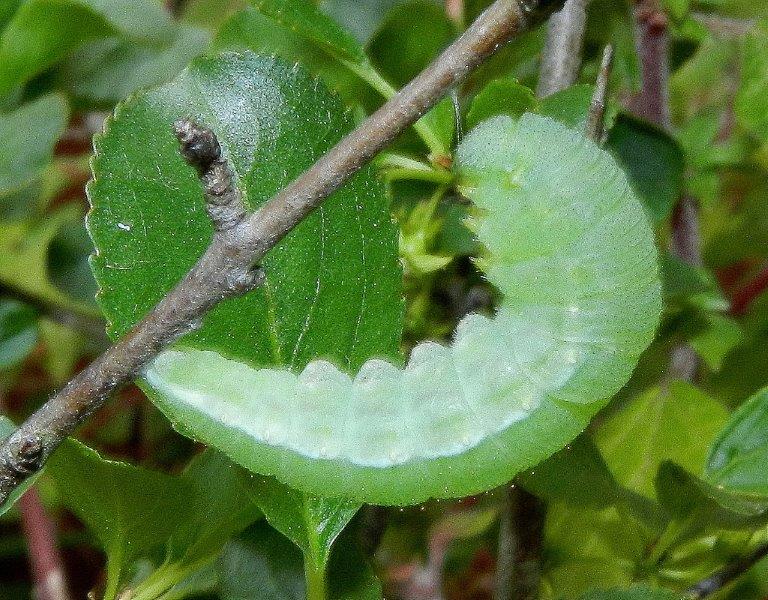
[142,112,661,505]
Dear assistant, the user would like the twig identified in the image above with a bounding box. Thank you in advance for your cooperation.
[0,0,568,506]
[536,0,590,98]
[493,487,545,600]
[585,45,615,142]
[18,487,71,600]
[629,0,701,381]
[685,543,768,599]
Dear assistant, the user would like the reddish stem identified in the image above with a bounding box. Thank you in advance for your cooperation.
[18,487,71,600]
[731,265,768,316]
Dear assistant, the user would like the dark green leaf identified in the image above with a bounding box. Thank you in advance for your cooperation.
[219,520,381,600]
[48,440,196,599]
[706,387,768,496]
[88,52,402,372]
[0,0,174,95]
[577,585,682,600]
[218,522,305,600]
[0,299,37,370]
[596,381,728,498]
[244,474,359,573]
[655,461,768,530]
[366,0,455,88]
[520,435,621,508]
[465,78,535,131]
[661,254,730,314]
[686,314,744,372]
[606,113,685,223]
[0,94,68,196]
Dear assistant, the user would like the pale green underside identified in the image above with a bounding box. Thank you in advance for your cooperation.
[145,114,661,505]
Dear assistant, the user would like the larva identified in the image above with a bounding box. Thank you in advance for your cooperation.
[143,113,661,505]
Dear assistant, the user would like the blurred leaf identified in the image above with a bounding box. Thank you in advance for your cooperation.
[218,522,305,600]
[596,381,729,498]
[705,184,768,268]
[219,520,381,600]
[48,440,196,599]
[736,21,768,142]
[0,299,37,370]
[38,319,82,385]
[585,0,640,89]
[663,0,690,20]
[367,0,455,88]
[655,462,768,531]
[521,436,622,508]
[661,254,729,313]
[607,113,685,223]
[0,207,97,317]
[131,450,262,599]
[0,417,44,517]
[686,314,744,371]
[706,387,768,496]
[47,217,98,306]
[0,94,68,196]
[61,24,210,104]
[245,474,359,573]
[182,0,247,30]
[0,0,175,95]
[576,586,682,600]
[465,77,535,131]
[321,0,402,43]
[169,451,262,566]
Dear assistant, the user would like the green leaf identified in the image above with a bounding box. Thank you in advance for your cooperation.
[706,387,768,497]
[366,0,455,88]
[0,417,44,517]
[218,522,305,600]
[576,586,682,600]
[252,0,367,67]
[0,299,37,370]
[655,462,768,531]
[466,78,535,131]
[144,114,660,505]
[736,21,768,142]
[606,113,685,223]
[537,84,595,129]
[0,207,98,317]
[661,254,730,314]
[245,475,360,575]
[596,381,729,498]
[0,0,175,95]
[0,94,68,197]
[130,450,262,600]
[321,0,401,43]
[219,520,381,600]
[520,435,622,508]
[88,51,402,371]
[60,24,210,104]
[686,314,744,372]
[246,0,449,155]
[48,440,196,600]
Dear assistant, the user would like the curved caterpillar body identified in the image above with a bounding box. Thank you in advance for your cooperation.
[145,114,661,505]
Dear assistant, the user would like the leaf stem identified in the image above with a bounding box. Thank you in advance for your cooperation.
[305,561,326,600]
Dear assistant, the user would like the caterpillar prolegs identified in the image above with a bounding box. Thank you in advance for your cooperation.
[144,113,661,505]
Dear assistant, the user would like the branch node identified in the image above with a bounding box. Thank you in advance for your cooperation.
[173,118,248,232]
[5,434,44,476]
[224,265,266,295]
